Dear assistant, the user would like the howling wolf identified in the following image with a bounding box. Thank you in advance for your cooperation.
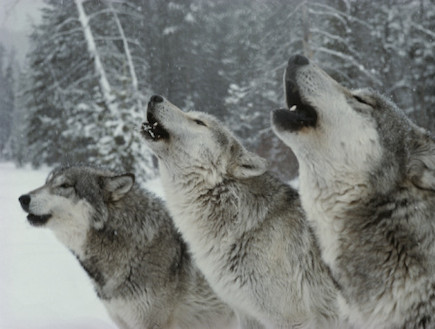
[141,95,340,329]
[19,164,237,329]
[272,54,435,329]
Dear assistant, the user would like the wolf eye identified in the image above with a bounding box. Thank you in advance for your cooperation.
[59,183,72,189]
[193,119,207,126]
[354,95,371,106]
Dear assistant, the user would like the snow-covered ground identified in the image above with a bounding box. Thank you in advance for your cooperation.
[0,162,163,329]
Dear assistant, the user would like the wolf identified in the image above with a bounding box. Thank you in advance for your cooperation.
[140,95,341,329]
[271,55,435,329]
[18,164,238,329]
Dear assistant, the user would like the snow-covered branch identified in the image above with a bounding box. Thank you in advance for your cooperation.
[411,22,435,39]
[317,47,382,86]
[310,3,372,30]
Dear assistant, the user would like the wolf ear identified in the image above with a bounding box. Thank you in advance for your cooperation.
[230,146,268,179]
[105,173,135,201]
[408,132,435,191]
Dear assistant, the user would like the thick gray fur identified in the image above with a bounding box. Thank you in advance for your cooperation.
[271,56,435,329]
[141,98,342,329]
[19,164,238,329]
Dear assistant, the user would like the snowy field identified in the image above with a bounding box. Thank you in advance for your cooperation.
[0,162,163,329]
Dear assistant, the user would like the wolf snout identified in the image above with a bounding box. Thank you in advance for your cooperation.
[149,95,164,104]
[19,194,31,211]
[288,54,310,68]
[285,55,310,97]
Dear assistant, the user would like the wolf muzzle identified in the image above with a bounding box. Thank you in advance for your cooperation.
[272,54,318,132]
[19,194,31,212]
[19,194,52,226]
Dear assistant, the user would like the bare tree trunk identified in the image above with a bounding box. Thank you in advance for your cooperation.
[106,0,142,111]
[74,0,116,114]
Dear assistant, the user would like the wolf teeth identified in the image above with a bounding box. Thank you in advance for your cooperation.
[142,123,156,139]
[290,105,297,112]
[153,122,158,128]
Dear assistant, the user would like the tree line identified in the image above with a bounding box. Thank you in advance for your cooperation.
[1,0,433,182]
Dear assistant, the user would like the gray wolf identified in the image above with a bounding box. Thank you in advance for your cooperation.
[18,164,237,329]
[141,95,340,329]
[271,55,435,329]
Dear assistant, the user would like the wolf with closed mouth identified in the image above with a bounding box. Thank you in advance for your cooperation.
[271,55,435,329]
[140,95,341,329]
[18,164,238,329]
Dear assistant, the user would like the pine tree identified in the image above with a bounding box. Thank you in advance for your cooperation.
[0,44,15,158]
[226,0,435,179]
[14,0,434,181]
[8,68,30,166]
[222,0,306,179]
[24,0,155,183]
[25,0,91,166]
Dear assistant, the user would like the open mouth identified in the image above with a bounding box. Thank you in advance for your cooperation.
[141,109,169,142]
[27,214,52,226]
[272,74,317,132]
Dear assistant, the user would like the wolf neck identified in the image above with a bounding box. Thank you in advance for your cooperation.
[297,161,370,269]
[160,164,268,257]
[51,199,93,260]
[298,150,373,207]
[67,200,161,299]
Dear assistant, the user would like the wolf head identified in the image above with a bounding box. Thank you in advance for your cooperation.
[271,55,435,195]
[141,95,267,185]
[19,165,135,251]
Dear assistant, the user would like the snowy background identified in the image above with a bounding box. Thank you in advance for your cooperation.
[0,0,433,181]
[0,0,433,328]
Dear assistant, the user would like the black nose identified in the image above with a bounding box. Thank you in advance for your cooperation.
[19,194,31,211]
[150,95,163,103]
[288,54,309,67]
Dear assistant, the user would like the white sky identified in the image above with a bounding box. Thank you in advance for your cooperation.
[1,0,44,32]
[0,0,45,63]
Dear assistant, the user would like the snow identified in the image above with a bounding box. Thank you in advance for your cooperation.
[184,12,195,23]
[289,176,299,190]
[144,176,165,199]
[0,0,44,64]
[0,162,164,329]
[163,26,178,35]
